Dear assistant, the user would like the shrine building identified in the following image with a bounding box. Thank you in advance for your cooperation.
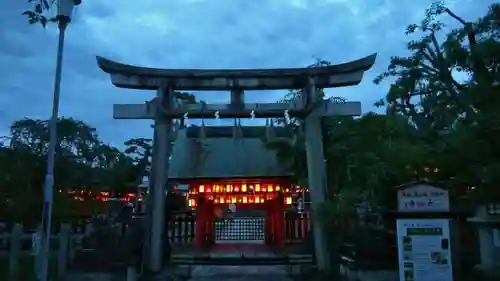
[168,125,309,248]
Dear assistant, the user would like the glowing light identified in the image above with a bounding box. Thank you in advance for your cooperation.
[243,196,248,203]
[242,184,247,192]
[255,184,261,192]
[188,199,196,207]
[267,185,273,192]
[285,197,292,205]
[231,197,237,203]
[275,185,281,191]
[199,185,205,193]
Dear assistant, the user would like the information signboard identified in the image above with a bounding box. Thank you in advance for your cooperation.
[396,219,453,281]
[397,183,450,213]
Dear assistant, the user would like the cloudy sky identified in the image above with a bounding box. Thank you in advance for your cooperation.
[0,0,493,148]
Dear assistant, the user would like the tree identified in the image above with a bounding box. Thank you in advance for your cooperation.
[1,117,140,218]
[374,2,500,198]
[22,0,82,27]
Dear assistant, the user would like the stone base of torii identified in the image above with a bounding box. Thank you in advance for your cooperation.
[95,54,376,275]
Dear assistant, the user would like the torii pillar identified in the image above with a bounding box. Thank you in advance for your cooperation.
[147,86,173,273]
[303,77,331,271]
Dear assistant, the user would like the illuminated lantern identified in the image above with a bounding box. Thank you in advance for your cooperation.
[242,196,248,203]
[255,184,261,192]
[249,196,254,203]
[226,185,231,193]
[220,197,225,203]
[260,197,265,203]
[199,185,205,193]
[242,184,247,192]
[267,185,273,192]
[285,197,292,205]
[206,186,212,193]
[214,198,219,204]
[275,185,281,191]
[255,196,260,203]
[234,185,240,192]
[266,194,273,200]
[231,196,237,203]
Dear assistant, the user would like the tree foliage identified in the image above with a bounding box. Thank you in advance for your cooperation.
[23,0,82,27]
[1,117,157,219]
[267,2,500,217]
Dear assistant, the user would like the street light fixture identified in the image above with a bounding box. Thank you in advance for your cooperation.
[36,1,81,281]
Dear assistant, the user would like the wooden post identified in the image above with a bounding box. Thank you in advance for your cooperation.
[230,88,245,111]
[148,86,173,272]
[8,223,22,281]
[57,223,70,277]
[303,77,331,272]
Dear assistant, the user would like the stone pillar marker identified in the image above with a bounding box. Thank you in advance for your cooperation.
[395,181,454,281]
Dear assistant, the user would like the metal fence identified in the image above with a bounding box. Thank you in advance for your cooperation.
[214,217,265,242]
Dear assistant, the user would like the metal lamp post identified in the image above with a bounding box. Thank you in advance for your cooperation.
[36,1,81,281]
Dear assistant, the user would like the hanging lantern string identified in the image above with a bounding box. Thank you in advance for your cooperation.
[214,110,220,126]
[284,109,291,124]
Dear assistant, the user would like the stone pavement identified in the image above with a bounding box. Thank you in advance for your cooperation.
[188,265,292,281]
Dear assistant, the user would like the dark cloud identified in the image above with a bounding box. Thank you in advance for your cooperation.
[0,0,495,147]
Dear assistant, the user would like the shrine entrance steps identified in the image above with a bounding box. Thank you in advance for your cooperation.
[169,244,314,281]
[170,247,289,281]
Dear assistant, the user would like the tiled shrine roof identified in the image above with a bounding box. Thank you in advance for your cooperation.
[169,126,293,180]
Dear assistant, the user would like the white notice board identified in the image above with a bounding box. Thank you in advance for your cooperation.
[396,219,453,281]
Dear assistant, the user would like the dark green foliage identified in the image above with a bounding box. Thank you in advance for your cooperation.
[267,1,500,218]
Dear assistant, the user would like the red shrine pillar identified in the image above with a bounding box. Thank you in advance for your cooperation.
[300,213,309,240]
[265,198,284,247]
[195,198,214,250]
[265,201,273,244]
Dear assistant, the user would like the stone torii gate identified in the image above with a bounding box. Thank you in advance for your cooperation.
[95,54,376,274]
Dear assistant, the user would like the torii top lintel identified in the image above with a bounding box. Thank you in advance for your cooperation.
[96,54,377,91]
